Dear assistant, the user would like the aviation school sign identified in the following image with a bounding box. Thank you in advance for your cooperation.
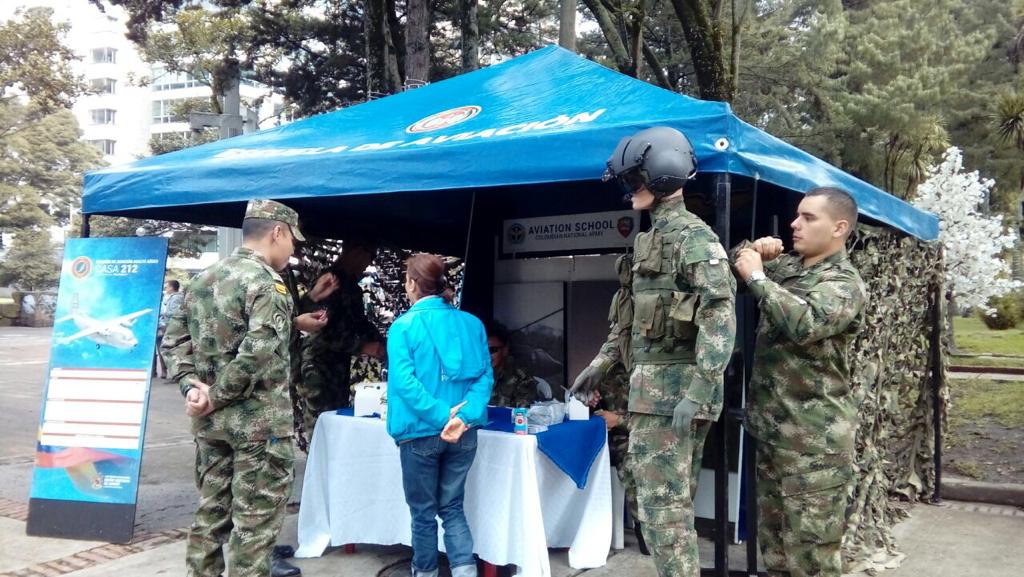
[27,237,168,543]
[502,210,640,256]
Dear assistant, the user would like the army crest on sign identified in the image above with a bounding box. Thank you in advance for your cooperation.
[617,217,634,238]
[507,223,526,245]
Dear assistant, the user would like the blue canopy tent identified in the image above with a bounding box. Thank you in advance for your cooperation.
[80,46,944,574]
[82,45,938,252]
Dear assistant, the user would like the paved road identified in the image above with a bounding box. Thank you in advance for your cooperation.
[0,326,258,533]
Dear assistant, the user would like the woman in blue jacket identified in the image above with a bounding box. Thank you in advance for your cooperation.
[387,253,494,577]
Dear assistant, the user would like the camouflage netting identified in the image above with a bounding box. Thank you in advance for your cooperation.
[295,238,464,332]
[843,225,947,575]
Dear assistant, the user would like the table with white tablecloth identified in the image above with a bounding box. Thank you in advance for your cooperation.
[295,412,612,577]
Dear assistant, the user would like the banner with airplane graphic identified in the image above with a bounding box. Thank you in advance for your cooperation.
[27,237,167,542]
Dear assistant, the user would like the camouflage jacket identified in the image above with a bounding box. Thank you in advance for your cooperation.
[301,273,380,362]
[161,246,295,442]
[599,197,737,420]
[740,244,868,454]
[489,357,537,408]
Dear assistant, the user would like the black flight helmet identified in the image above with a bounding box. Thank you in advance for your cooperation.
[603,126,698,199]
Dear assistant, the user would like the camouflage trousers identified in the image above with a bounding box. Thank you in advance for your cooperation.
[629,413,712,577]
[756,442,853,577]
[609,428,639,521]
[297,351,352,439]
[187,436,295,577]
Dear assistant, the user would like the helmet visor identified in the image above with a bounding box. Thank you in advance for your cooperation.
[615,170,647,195]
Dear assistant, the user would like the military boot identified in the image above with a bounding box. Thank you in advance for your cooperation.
[271,551,301,577]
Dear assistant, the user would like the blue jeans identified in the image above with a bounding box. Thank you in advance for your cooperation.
[399,428,478,577]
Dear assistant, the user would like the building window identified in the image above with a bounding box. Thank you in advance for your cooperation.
[151,99,188,124]
[90,78,116,94]
[152,69,200,92]
[88,139,116,155]
[89,109,116,125]
[91,47,117,64]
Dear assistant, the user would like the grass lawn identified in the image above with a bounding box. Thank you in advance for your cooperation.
[945,377,1024,483]
[952,316,1024,357]
[948,378,1024,429]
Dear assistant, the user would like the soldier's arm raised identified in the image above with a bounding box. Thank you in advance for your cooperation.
[160,301,197,398]
[749,275,864,345]
[207,281,290,409]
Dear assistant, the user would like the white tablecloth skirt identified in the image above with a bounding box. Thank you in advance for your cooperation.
[295,412,612,577]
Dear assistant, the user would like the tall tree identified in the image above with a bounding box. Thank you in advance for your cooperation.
[832,0,991,198]
[134,5,252,114]
[0,232,60,291]
[580,0,742,100]
[558,0,575,50]
[460,0,480,72]
[365,0,403,96]
[0,8,102,243]
[405,0,431,84]
[0,7,84,121]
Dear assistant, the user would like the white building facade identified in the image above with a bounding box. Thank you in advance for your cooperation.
[2,0,287,166]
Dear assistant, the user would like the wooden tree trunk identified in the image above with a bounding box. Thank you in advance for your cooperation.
[386,0,405,84]
[405,0,430,84]
[580,0,636,76]
[461,0,480,72]
[669,0,733,101]
[559,0,576,51]
[365,0,402,96]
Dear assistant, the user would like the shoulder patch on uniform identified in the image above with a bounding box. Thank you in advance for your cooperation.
[681,230,727,266]
[274,282,288,295]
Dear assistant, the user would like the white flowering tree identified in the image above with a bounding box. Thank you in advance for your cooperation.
[912,147,1020,317]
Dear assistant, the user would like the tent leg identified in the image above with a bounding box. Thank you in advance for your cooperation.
[744,430,759,574]
[81,214,91,239]
[930,282,944,503]
[712,173,732,577]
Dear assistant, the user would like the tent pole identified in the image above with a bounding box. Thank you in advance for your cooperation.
[745,174,761,573]
[463,189,477,265]
[930,279,944,503]
[81,214,91,239]
[712,173,731,577]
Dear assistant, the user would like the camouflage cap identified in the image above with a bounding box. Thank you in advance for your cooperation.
[244,199,305,242]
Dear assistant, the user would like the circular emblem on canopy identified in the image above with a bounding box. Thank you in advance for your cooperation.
[406,106,482,134]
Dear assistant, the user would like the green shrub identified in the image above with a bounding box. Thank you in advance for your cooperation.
[979,291,1021,330]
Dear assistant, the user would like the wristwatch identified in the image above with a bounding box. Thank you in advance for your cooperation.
[747,270,767,284]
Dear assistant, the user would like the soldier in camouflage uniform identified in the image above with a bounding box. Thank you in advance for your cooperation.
[485,322,542,408]
[162,199,327,577]
[592,254,646,553]
[572,127,737,577]
[732,188,868,577]
[297,241,384,439]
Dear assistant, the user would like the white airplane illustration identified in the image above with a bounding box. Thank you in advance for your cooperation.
[56,308,153,350]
